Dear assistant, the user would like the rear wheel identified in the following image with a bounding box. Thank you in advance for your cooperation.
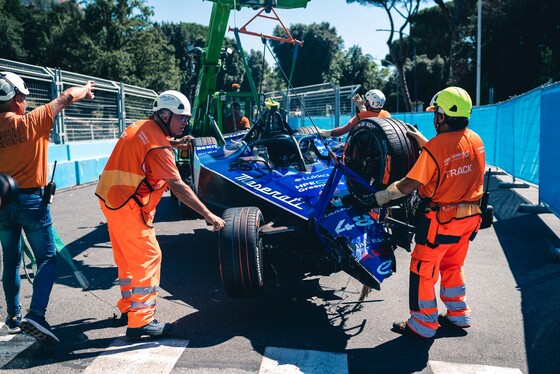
[219,206,265,298]
[343,117,420,206]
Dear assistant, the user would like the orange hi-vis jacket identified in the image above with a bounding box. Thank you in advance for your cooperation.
[408,128,485,223]
[95,119,171,227]
[348,109,391,127]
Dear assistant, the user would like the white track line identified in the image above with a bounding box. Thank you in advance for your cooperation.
[0,322,36,367]
[83,337,189,374]
[260,347,348,374]
[429,360,523,373]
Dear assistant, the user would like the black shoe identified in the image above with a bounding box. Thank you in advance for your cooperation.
[392,321,415,335]
[126,320,173,340]
[20,313,59,344]
[117,312,128,326]
[5,314,22,334]
[438,313,470,329]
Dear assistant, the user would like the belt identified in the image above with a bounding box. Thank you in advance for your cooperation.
[19,187,44,196]
[428,199,481,210]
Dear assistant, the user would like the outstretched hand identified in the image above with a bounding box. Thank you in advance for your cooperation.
[84,81,95,100]
[352,93,366,112]
[405,124,428,148]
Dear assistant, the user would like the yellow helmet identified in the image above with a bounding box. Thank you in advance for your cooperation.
[426,86,472,119]
[264,97,280,110]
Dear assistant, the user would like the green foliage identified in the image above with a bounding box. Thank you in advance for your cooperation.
[270,22,343,87]
[0,0,28,61]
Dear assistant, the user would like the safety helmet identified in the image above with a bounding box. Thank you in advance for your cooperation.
[153,90,191,116]
[364,89,386,110]
[0,72,30,101]
[426,86,472,118]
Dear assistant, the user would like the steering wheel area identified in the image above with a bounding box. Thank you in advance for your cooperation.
[245,108,307,170]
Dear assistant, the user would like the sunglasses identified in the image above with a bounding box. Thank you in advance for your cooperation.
[177,115,191,123]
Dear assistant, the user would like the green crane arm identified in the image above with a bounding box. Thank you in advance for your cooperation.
[191,0,310,135]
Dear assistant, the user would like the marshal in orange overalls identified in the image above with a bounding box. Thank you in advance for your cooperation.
[96,119,180,328]
[405,128,485,338]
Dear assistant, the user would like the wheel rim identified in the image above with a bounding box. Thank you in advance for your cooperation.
[344,128,384,202]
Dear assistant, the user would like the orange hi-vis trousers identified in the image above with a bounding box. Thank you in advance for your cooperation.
[407,210,481,338]
[100,200,161,328]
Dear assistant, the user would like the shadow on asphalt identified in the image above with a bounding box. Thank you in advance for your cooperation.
[487,173,560,374]
[21,180,560,373]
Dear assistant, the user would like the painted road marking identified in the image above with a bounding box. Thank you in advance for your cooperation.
[260,347,348,374]
[0,322,36,367]
[83,337,189,374]
[429,360,523,373]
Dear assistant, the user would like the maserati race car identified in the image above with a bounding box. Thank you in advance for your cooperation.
[182,106,420,298]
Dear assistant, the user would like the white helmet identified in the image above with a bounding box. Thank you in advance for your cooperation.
[364,89,386,110]
[153,90,191,116]
[0,72,30,101]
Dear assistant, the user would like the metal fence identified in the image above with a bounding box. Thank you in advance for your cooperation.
[266,83,361,128]
[0,58,157,144]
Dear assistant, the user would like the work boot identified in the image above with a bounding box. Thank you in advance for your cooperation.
[392,321,415,336]
[5,314,22,334]
[115,311,128,326]
[126,320,173,340]
[20,312,60,344]
[438,313,470,329]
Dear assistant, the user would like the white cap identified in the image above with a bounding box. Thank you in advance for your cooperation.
[0,72,30,101]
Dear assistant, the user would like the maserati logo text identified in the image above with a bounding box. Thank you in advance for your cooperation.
[235,174,305,210]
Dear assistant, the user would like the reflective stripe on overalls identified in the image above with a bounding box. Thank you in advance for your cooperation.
[407,209,481,337]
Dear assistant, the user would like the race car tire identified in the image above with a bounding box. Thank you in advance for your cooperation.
[294,126,319,135]
[219,206,265,298]
[343,117,420,206]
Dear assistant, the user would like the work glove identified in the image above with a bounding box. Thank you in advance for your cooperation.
[406,124,429,148]
[319,129,332,138]
[374,182,406,206]
[352,93,366,112]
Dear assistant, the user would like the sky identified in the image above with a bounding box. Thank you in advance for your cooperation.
[145,0,418,65]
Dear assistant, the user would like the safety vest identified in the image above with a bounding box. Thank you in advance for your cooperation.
[420,128,485,222]
[356,109,391,120]
[95,119,171,226]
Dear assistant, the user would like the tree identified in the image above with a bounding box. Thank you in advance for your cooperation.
[0,0,28,61]
[80,0,180,92]
[346,0,422,112]
[327,46,386,96]
[157,22,208,98]
[270,22,343,87]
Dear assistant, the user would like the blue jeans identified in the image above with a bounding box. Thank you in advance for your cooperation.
[0,193,56,317]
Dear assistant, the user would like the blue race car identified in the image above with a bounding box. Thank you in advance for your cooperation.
[185,106,420,298]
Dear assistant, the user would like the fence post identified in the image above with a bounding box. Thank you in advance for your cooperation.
[118,82,126,134]
[52,69,65,144]
[333,84,340,127]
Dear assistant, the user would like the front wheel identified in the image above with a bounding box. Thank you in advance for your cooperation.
[219,207,265,298]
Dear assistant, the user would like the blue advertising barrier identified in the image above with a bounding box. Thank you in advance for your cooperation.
[540,84,560,216]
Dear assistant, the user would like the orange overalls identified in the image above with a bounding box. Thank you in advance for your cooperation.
[96,120,175,328]
[405,128,485,338]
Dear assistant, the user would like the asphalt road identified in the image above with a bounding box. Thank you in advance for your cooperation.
[1,175,559,374]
